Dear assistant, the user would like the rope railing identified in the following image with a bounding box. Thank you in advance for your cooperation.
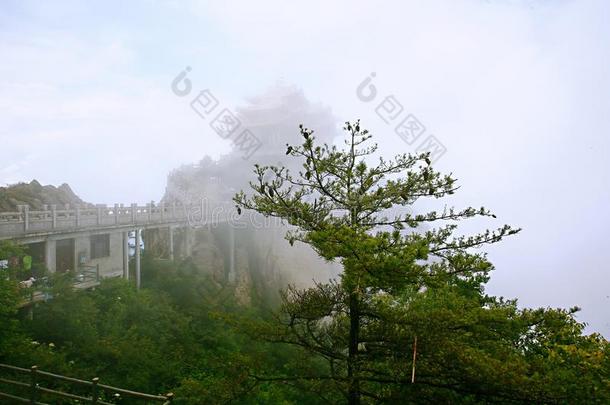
[75,264,100,284]
[0,363,174,404]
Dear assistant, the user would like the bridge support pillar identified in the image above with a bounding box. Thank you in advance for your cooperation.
[45,239,56,273]
[228,225,235,283]
[184,227,193,258]
[169,226,174,261]
[122,231,129,280]
[135,229,141,290]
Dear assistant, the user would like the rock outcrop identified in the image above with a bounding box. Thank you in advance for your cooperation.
[0,180,88,211]
[155,83,343,304]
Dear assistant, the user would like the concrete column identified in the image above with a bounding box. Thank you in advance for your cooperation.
[169,226,174,261]
[228,225,235,283]
[135,229,141,289]
[45,239,56,273]
[184,227,193,258]
[122,231,129,280]
[23,205,29,232]
[73,238,79,273]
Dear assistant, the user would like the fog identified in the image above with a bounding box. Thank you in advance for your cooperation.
[1,0,608,336]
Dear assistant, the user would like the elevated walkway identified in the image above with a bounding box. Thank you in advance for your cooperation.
[0,203,193,243]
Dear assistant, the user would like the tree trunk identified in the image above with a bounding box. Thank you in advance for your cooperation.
[348,291,360,405]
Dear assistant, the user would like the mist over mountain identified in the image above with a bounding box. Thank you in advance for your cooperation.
[163,82,337,203]
[159,83,343,301]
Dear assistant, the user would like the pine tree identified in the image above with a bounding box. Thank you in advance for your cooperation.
[234,121,521,403]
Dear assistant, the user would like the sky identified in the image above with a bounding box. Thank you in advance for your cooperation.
[0,0,608,336]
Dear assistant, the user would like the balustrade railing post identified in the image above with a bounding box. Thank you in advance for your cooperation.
[75,204,81,227]
[97,206,102,225]
[161,202,166,221]
[148,201,153,222]
[131,203,137,224]
[114,204,120,224]
[91,377,99,404]
[51,204,57,229]
[30,365,38,404]
[172,202,176,219]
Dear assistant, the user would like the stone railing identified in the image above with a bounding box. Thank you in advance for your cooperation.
[0,202,192,239]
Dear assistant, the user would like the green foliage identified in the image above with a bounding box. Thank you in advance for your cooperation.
[0,123,607,404]
[0,255,325,403]
[0,274,22,359]
[0,241,28,359]
[234,121,609,403]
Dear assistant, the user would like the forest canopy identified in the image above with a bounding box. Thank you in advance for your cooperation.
[0,123,608,404]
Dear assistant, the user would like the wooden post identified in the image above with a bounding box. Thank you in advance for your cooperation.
[411,335,417,384]
[91,377,99,404]
[30,365,38,404]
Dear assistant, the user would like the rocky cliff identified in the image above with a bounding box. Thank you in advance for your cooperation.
[0,180,88,211]
[154,83,343,304]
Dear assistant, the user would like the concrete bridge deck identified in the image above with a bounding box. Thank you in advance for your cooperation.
[0,199,242,297]
[0,202,192,242]
[0,201,238,292]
